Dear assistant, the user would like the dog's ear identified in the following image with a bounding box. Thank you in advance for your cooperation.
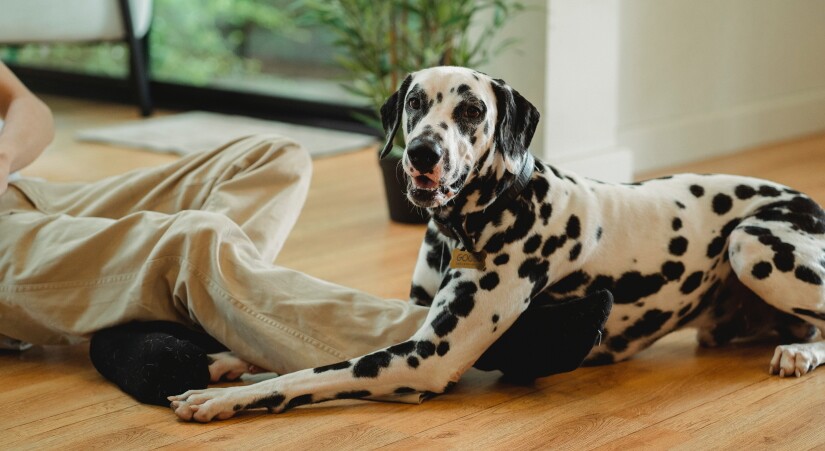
[379,74,413,159]
[491,79,540,173]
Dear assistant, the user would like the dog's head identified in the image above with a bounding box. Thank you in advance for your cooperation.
[380,66,540,209]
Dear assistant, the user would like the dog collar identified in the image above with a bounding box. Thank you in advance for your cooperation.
[434,152,535,256]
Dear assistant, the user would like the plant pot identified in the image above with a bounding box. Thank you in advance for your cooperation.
[378,148,429,224]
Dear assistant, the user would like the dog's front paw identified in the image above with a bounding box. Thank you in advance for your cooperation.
[769,344,817,377]
[169,387,248,422]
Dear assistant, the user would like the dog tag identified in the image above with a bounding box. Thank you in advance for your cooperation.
[450,249,486,271]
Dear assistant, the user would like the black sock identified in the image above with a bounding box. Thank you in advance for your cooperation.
[89,321,227,406]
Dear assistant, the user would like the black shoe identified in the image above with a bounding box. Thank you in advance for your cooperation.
[89,321,226,406]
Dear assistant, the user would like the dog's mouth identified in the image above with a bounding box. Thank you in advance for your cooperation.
[413,174,438,190]
[406,172,458,208]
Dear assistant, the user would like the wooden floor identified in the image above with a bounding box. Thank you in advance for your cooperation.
[2,96,825,449]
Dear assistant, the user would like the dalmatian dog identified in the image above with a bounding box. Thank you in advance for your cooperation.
[169,66,825,422]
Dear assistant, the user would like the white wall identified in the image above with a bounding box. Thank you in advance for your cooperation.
[486,0,825,178]
[618,0,825,173]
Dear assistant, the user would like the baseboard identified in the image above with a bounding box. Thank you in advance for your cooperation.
[621,88,825,173]
[543,146,634,183]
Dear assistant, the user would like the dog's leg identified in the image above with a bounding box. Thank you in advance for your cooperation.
[169,267,533,422]
[728,207,825,377]
[409,222,453,307]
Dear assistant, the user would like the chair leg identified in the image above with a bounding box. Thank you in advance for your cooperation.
[118,0,152,116]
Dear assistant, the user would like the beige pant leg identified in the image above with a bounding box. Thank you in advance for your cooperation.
[0,135,428,374]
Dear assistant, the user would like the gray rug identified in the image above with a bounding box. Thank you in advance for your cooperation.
[76,111,378,158]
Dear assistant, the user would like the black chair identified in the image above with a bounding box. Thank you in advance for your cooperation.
[0,0,153,116]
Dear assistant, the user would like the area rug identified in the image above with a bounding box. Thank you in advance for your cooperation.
[76,111,378,158]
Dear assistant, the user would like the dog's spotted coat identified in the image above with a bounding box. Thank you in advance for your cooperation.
[170,67,825,422]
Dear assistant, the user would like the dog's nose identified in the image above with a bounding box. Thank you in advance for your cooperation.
[406,138,442,173]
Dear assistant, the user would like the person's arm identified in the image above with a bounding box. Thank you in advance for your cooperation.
[0,61,55,194]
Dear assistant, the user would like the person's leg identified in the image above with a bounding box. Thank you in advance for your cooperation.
[0,136,429,374]
[14,134,312,261]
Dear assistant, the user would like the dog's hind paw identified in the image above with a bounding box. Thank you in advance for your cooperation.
[769,344,819,377]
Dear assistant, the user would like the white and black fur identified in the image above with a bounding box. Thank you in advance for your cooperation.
[170,66,825,422]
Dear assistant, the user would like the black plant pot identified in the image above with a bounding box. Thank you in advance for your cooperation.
[378,150,429,224]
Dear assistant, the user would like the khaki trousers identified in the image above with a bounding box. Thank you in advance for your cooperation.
[0,135,429,375]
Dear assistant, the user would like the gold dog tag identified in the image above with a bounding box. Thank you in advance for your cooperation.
[450,249,487,271]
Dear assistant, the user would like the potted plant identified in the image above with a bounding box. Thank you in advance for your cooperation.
[301,0,523,223]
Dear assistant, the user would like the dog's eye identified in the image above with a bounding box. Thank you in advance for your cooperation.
[408,97,421,110]
[465,106,481,119]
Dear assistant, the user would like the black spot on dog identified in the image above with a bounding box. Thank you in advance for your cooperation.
[678,304,692,317]
[773,248,796,272]
[758,185,782,197]
[680,271,704,294]
[792,308,825,322]
[613,272,666,304]
[795,265,823,285]
[436,341,450,356]
[550,270,591,294]
[743,225,771,236]
[672,218,683,231]
[285,394,313,410]
[596,227,603,240]
[675,201,686,209]
[395,387,416,394]
[624,309,674,339]
[437,92,443,103]
[566,215,581,239]
[353,351,392,378]
[712,193,733,215]
[523,234,542,253]
[662,261,685,281]
[410,284,433,305]
[492,314,500,323]
[532,178,551,201]
[542,235,567,257]
[407,356,420,368]
[314,360,351,374]
[518,258,550,283]
[451,281,477,317]
[245,393,285,411]
[388,340,416,356]
[608,336,628,352]
[484,121,489,135]
[569,243,583,261]
[540,203,553,224]
[480,272,500,290]
[457,84,470,94]
[470,135,477,145]
[755,196,825,235]
[669,237,688,256]
[690,185,705,197]
[336,390,372,399]
[439,121,448,130]
[752,261,773,279]
[735,185,756,199]
[493,254,510,266]
[707,236,726,258]
[417,340,436,358]
[431,311,459,337]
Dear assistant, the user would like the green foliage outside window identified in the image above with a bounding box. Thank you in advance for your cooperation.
[299,0,524,131]
[0,0,297,85]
